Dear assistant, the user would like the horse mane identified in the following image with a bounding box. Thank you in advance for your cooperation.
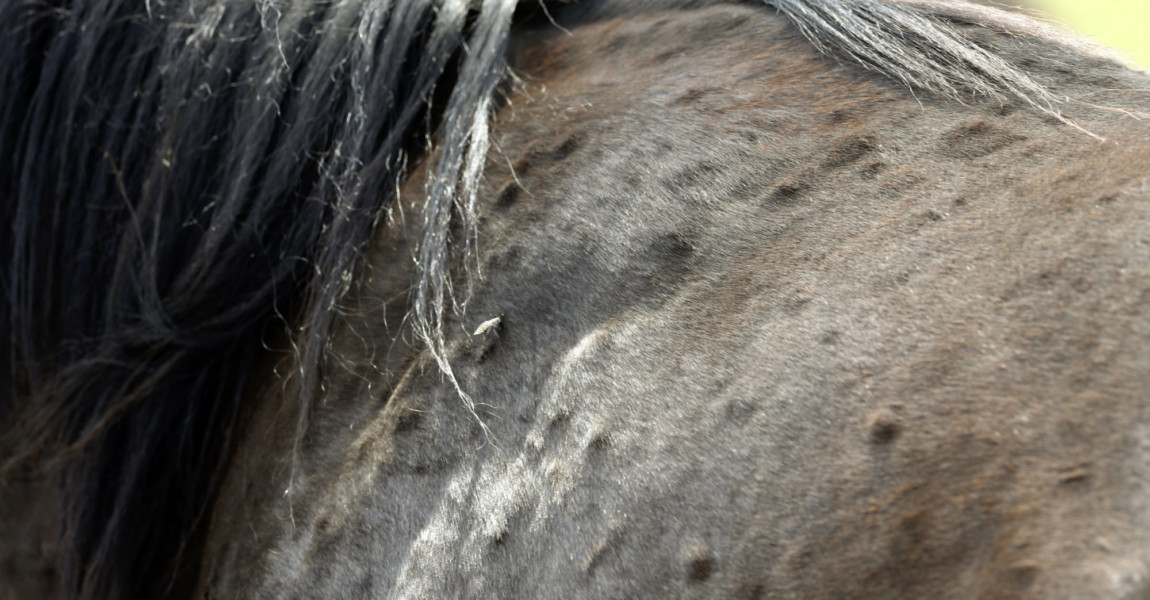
[0,0,1097,597]
[0,0,514,596]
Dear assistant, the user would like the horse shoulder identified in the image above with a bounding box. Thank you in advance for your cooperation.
[199,4,1150,598]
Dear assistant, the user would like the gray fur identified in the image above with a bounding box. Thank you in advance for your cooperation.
[412,0,1098,384]
[195,4,1150,598]
[2,1,1145,598]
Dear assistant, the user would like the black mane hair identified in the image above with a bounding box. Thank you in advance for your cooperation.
[1,0,516,596]
[0,0,1090,598]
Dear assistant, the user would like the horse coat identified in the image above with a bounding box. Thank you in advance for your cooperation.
[2,1,1150,598]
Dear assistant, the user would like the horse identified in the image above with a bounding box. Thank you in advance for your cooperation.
[2,0,1149,598]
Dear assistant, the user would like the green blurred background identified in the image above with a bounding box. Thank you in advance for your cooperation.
[1030,0,1148,66]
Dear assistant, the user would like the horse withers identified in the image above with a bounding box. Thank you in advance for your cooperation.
[2,1,1150,598]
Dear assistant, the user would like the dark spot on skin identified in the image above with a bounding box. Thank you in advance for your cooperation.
[923,209,943,222]
[784,295,811,313]
[395,411,422,433]
[737,130,761,146]
[550,409,569,430]
[692,14,746,37]
[953,197,967,207]
[545,409,570,446]
[897,508,929,551]
[673,87,716,105]
[676,88,706,104]
[1071,277,1093,293]
[822,135,876,168]
[513,135,581,181]
[868,409,902,444]
[1006,562,1040,588]
[967,121,993,134]
[993,103,1018,117]
[554,134,582,161]
[725,396,756,423]
[819,330,841,345]
[651,46,688,64]
[688,546,716,582]
[940,121,1026,159]
[1098,194,1117,205]
[589,430,611,452]
[765,179,809,207]
[829,109,852,124]
[495,183,520,210]
[492,529,509,547]
[650,232,694,263]
[666,162,722,191]
[861,161,884,179]
[489,245,523,272]
[512,155,532,178]
[650,139,675,159]
[620,232,696,308]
